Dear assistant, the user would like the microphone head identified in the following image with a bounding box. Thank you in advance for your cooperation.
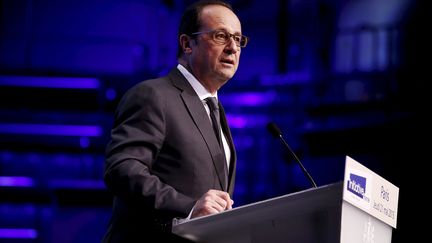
[266,122,282,138]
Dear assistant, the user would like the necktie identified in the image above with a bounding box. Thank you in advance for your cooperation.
[205,97,229,191]
[205,97,223,147]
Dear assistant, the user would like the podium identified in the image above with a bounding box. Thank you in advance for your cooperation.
[172,156,399,243]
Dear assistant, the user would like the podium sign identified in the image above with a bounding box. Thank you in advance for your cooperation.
[340,156,399,243]
[343,156,399,228]
[172,156,399,243]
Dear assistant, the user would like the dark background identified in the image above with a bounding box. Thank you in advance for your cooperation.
[0,0,428,242]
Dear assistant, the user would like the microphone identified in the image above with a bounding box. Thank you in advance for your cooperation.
[266,122,317,188]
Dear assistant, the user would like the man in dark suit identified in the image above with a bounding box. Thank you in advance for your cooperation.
[102,0,249,242]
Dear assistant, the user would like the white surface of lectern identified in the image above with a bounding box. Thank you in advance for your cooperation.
[172,156,399,243]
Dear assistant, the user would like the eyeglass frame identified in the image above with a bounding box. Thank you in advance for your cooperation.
[190,29,249,48]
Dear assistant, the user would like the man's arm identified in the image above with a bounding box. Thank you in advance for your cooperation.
[104,82,195,217]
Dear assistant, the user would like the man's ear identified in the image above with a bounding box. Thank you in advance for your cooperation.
[179,34,193,54]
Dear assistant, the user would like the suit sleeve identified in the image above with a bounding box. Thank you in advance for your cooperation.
[104,82,195,218]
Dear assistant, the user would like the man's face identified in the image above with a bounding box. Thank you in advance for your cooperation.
[189,5,242,92]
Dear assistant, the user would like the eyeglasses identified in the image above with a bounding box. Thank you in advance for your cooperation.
[191,29,249,48]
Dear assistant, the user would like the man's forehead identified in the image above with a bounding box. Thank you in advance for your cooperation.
[199,5,241,31]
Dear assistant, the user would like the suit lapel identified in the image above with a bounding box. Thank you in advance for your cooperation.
[168,69,228,191]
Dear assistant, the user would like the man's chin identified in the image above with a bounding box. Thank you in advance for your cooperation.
[219,69,236,79]
[220,74,234,83]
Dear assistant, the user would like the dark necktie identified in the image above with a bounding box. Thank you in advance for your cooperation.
[206,97,229,191]
[205,97,223,147]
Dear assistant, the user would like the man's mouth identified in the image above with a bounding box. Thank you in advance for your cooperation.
[220,59,234,65]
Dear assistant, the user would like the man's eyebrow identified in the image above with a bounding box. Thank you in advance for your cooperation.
[220,28,243,35]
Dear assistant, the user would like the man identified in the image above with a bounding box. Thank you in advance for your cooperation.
[102,0,249,242]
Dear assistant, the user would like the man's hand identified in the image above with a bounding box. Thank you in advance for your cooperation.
[191,189,234,218]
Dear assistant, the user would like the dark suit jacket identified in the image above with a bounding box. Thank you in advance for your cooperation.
[102,68,237,242]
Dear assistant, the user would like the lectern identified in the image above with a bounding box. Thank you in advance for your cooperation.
[172,156,399,243]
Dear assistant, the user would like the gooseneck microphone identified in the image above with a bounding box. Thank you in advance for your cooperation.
[266,122,317,188]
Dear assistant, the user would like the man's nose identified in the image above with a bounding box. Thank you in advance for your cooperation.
[225,37,239,54]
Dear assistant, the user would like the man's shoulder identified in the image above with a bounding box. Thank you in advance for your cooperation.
[136,68,182,87]
[120,69,183,99]
[128,70,171,90]
[137,75,168,88]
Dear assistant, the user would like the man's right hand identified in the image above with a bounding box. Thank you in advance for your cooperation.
[191,189,234,218]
